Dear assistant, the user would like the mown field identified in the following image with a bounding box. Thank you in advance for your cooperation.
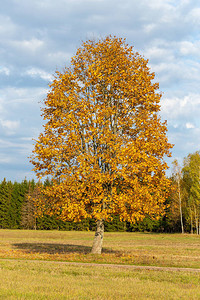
[1,230,200,299]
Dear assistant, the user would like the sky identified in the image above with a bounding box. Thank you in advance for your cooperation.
[0,0,200,182]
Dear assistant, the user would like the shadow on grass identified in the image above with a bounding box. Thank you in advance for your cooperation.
[12,243,116,254]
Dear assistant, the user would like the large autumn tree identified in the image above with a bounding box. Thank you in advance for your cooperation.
[31,36,172,254]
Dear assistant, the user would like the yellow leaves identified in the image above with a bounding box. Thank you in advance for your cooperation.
[30,35,173,224]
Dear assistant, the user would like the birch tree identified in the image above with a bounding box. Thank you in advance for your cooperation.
[182,151,200,234]
[172,160,184,233]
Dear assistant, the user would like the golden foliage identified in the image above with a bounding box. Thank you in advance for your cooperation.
[31,36,173,223]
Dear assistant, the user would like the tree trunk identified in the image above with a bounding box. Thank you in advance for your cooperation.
[91,219,104,254]
[195,208,198,234]
[177,179,184,233]
[190,206,193,234]
[199,218,200,236]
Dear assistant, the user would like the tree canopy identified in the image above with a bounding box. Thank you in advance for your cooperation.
[31,36,172,253]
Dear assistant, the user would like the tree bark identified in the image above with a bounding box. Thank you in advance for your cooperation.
[177,178,184,234]
[199,218,200,236]
[190,206,193,234]
[195,208,198,234]
[91,219,104,254]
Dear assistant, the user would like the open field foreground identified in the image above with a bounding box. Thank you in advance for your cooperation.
[1,230,200,299]
[1,230,200,268]
[1,260,200,299]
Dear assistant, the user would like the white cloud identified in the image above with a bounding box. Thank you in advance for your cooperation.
[47,51,72,64]
[161,94,200,120]
[20,137,34,141]
[0,87,46,105]
[179,41,200,57]
[188,7,200,25]
[0,119,20,135]
[144,46,174,61]
[0,154,12,164]
[143,23,156,33]
[25,68,53,82]
[0,15,17,38]
[0,67,10,76]
[186,122,195,129]
[10,38,44,52]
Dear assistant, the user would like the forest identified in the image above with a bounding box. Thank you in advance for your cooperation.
[0,150,200,234]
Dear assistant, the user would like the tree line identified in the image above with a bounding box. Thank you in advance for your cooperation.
[0,151,200,234]
[0,177,125,231]
[0,177,151,232]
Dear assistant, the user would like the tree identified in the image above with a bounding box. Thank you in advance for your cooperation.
[172,160,185,233]
[10,180,30,228]
[31,36,172,254]
[0,179,12,228]
[21,181,39,230]
[182,151,200,234]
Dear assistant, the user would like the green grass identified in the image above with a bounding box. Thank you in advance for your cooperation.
[1,230,200,299]
[1,260,200,299]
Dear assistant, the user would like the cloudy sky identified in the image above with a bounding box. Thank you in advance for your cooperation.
[0,0,200,181]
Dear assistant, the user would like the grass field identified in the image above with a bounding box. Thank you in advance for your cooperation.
[1,230,200,299]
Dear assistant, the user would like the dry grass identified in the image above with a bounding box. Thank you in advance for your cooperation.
[1,230,200,299]
[1,230,200,268]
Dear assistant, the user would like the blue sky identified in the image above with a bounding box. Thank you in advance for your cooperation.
[0,0,200,181]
